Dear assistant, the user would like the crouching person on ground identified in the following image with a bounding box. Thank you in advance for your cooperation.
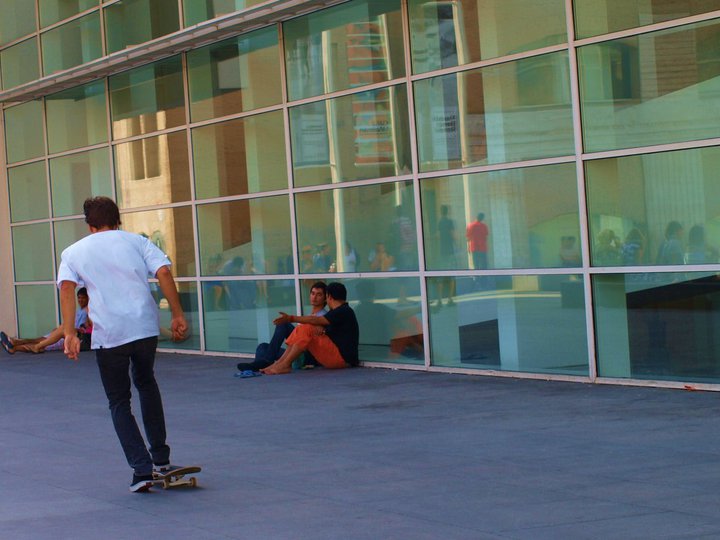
[261,282,359,375]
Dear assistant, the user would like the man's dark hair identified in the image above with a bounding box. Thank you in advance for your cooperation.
[326,282,347,301]
[77,287,88,296]
[310,281,327,294]
[83,197,121,229]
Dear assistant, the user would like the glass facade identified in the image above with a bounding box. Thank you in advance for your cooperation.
[3,0,720,387]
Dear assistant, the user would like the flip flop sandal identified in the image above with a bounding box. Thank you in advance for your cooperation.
[234,370,262,378]
[0,332,14,354]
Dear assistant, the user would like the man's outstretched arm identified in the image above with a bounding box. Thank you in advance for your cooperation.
[273,312,329,326]
[60,280,80,360]
[156,265,189,341]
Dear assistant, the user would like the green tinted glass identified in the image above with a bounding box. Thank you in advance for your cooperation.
[574,0,720,39]
[197,196,292,277]
[0,1,36,46]
[578,20,720,153]
[301,277,424,364]
[183,0,267,26]
[53,218,88,263]
[15,285,57,338]
[284,0,405,101]
[428,275,588,375]
[409,0,567,74]
[41,12,102,74]
[50,148,112,217]
[421,163,581,270]
[415,52,574,172]
[122,206,196,277]
[594,272,720,382]
[114,132,191,208]
[4,101,45,164]
[39,0,98,28]
[8,162,49,223]
[295,181,418,273]
[46,81,107,154]
[586,146,720,267]
[12,223,54,281]
[192,111,287,199]
[187,27,281,121]
[109,56,185,139]
[104,0,179,54]
[156,281,200,350]
[1,38,40,90]
[202,279,296,353]
[290,85,411,187]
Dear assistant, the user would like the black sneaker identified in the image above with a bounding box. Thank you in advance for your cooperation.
[130,473,154,492]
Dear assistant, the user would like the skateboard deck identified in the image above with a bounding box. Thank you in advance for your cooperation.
[152,466,202,489]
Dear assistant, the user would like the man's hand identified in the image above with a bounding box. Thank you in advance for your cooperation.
[170,315,189,342]
[273,312,293,325]
[64,333,81,361]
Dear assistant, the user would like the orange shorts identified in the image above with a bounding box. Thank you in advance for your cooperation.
[285,324,347,369]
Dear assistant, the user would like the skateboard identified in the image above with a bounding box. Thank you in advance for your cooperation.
[152,466,202,489]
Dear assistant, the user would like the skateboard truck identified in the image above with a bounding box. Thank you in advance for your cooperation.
[152,466,202,489]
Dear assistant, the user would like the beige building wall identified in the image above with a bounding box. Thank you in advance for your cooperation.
[0,110,18,334]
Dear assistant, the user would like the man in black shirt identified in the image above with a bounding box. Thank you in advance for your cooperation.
[261,282,359,375]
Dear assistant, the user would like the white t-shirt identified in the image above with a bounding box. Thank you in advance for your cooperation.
[56,230,171,349]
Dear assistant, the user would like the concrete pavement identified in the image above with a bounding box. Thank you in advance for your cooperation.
[2,351,720,539]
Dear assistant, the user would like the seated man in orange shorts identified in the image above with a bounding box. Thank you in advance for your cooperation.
[261,282,359,375]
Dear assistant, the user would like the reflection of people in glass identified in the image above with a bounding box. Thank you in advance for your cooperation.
[369,242,395,271]
[313,242,333,272]
[656,221,684,265]
[466,212,489,270]
[559,236,581,267]
[300,245,314,273]
[389,206,416,270]
[622,228,646,266]
[223,257,255,309]
[435,205,456,305]
[344,241,359,272]
[684,225,718,264]
[594,229,621,266]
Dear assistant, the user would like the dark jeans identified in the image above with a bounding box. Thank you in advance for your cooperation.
[239,323,319,371]
[96,336,169,475]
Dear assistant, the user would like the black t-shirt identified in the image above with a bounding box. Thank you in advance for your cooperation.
[324,303,359,366]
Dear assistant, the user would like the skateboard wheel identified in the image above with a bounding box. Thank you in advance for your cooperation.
[190,477,197,487]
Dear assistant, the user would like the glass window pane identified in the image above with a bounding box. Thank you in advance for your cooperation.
[415,52,574,172]
[15,285,57,339]
[202,279,296,353]
[183,0,267,26]
[40,0,98,28]
[8,162,49,223]
[109,56,185,139]
[290,85,411,187]
[187,27,282,121]
[594,272,720,383]
[295,181,419,273]
[4,101,45,164]
[409,0,567,74]
[12,222,54,281]
[114,132,191,208]
[46,81,108,153]
[429,275,588,375]
[104,0,179,54]
[300,277,424,364]
[192,111,287,199]
[586,146,720,267]
[578,20,720,153]
[421,163,581,270]
[156,281,200,350]
[50,148,112,217]
[122,206,196,278]
[53,218,88,263]
[197,196,292,277]
[574,0,720,39]
[284,0,405,101]
[41,12,102,74]
[1,38,40,90]
[0,1,36,46]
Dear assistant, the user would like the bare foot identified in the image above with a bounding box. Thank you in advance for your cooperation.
[260,362,293,375]
[28,344,45,354]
